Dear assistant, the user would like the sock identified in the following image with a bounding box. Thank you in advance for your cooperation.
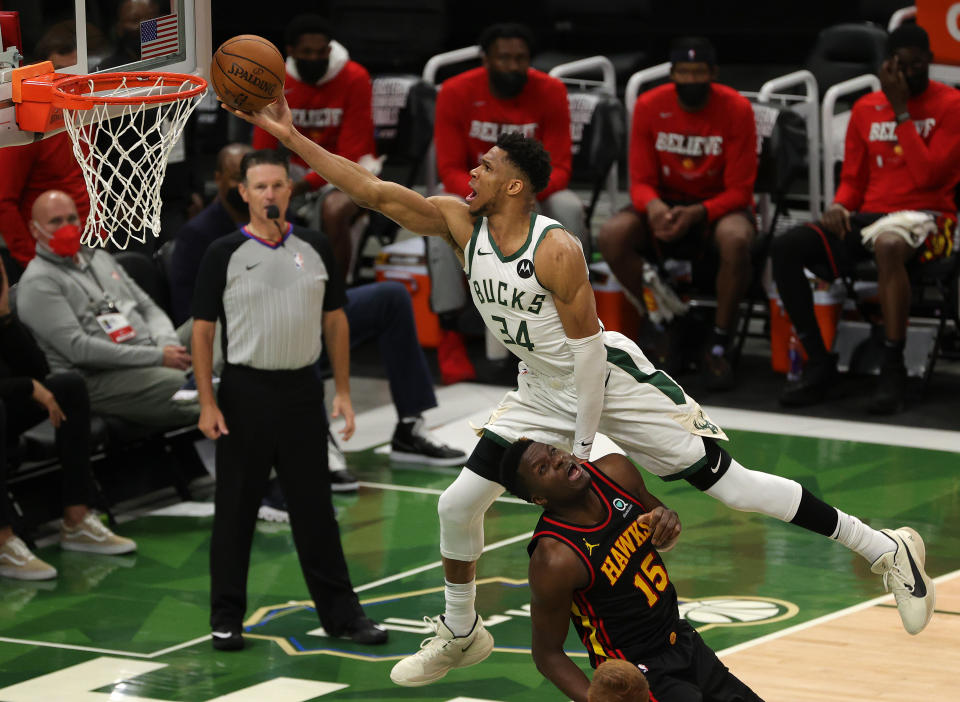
[709,326,730,355]
[830,509,896,563]
[443,579,477,637]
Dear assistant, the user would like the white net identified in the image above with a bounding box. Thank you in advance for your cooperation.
[60,74,205,250]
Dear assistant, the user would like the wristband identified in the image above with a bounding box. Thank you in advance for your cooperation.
[895,111,910,125]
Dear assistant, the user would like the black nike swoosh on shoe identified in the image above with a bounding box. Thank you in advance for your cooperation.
[901,540,927,598]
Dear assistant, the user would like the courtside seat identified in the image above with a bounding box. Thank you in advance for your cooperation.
[566,88,626,260]
[350,74,437,282]
[806,22,887,102]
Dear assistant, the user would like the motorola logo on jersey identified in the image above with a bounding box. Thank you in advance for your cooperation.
[517,259,534,279]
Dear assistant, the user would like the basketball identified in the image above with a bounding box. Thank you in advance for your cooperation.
[210,35,285,112]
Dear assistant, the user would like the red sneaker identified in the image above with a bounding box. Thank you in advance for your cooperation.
[438,330,477,385]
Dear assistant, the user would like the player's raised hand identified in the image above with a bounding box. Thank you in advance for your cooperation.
[637,505,681,552]
[222,94,295,142]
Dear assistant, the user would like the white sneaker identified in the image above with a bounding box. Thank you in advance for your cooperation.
[328,438,347,471]
[0,536,57,580]
[60,513,137,555]
[871,527,935,635]
[390,615,494,687]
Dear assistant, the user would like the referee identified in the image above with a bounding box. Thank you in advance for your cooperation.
[192,149,387,650]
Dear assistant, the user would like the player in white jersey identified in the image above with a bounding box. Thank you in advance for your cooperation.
[227,96,936,687]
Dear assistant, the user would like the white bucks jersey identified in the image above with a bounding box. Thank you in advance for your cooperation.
[465,213,596,376]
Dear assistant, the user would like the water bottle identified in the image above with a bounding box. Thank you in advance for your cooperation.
[787,332,803,382]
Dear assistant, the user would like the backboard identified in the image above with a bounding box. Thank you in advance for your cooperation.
[0,0,210,147]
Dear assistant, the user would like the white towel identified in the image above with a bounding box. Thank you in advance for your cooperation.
[860,211,936,250]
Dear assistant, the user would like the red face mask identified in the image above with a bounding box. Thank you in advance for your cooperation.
[44,223,83,257]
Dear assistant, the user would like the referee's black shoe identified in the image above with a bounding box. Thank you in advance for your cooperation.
[211,628,244,651]
[391,417,467,467]
[335,616,389,645]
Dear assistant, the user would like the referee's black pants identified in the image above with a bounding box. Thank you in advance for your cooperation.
[209,364,363,633]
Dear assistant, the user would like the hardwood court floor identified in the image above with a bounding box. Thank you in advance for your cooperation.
[0,405,958,701]
[723,576,960,701]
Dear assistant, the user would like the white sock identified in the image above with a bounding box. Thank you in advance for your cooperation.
[443,579,476,637]
[831,510,896,563]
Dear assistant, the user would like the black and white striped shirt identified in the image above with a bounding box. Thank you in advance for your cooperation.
[192,224,345,370]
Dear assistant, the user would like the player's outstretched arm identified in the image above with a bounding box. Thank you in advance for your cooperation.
[529,539,592,702]
[224,97,469,242]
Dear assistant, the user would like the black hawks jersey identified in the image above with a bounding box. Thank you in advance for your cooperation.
[527,462,680,667]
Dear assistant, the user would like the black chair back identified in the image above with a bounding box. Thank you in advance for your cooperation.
[806,23,887,100]
[567,89,626,232]
[751,102,808,200]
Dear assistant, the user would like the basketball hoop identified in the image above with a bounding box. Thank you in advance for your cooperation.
[45,71,207,250]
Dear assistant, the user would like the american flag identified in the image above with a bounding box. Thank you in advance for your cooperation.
[139,14,179,60]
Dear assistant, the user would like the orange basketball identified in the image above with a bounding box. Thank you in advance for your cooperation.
[210,34,285,112]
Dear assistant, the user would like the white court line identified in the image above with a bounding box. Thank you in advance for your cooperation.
[358,481,528,505]
[354,530,533,593]
[0,529,534,659]
[705,406,960,454]
[0,636,155,659]
[717,567,960,658]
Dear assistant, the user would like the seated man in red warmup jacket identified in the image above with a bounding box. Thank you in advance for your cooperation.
[427,23,585,385]
[597,37,757,392]
[772,24,960,414]
[252,14,378,276]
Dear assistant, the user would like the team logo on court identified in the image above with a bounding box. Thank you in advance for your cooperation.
[246,583,797,661]
[516,259,534,278]
[678,596,798,630]
[612,497,633,517]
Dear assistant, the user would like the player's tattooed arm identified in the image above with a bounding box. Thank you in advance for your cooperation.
[529,539,592,702]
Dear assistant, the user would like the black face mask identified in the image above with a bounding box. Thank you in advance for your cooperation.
[905,72,929,97]
[295,58,329,84]
[489,69,528,99]
[224,186,247,212]
[675,81,711,108]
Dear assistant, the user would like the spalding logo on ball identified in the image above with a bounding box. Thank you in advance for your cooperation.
[210,34,285,112]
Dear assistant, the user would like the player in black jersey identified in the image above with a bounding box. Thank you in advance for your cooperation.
[500,438,763,702]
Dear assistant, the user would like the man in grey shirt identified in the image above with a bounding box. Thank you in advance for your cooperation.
[16,190,199,427]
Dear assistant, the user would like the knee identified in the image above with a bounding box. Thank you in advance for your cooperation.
[44,372,89,408]
[771,225,810,271]
[378,280,412,312]
[597,213,641,258]
[872,232,909,266]
[715,220,753,261]
[438,483,482,528]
